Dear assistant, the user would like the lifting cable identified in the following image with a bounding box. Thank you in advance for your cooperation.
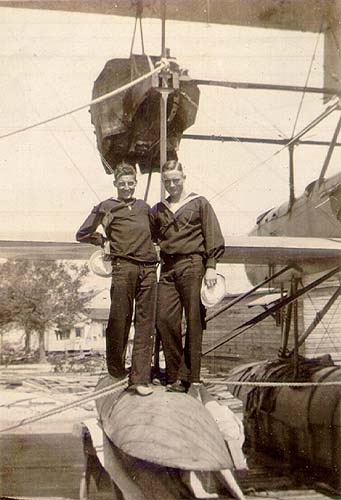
[129,0,145,56]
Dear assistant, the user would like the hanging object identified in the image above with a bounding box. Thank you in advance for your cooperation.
[90,54,200,174]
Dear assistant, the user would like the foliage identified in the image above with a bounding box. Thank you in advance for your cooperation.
[0,260,91,361]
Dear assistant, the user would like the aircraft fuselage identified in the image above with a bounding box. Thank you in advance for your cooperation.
[251,172,341,239]
[245,171,341,286]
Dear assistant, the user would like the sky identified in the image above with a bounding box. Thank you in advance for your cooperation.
[1,5,340,243]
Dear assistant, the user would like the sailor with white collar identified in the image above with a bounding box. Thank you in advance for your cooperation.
[150,160,225,393]
[76,162,158,396]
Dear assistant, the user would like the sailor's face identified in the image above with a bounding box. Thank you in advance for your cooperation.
[114,174,137,201]
[162,170,185,198]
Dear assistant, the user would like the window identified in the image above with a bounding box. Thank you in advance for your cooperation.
[55,329,70,340]
[75,327,83,338]
[102,323,107,337]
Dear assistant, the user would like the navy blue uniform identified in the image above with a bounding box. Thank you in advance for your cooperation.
[151,194,224,383]
[76,198,157,383]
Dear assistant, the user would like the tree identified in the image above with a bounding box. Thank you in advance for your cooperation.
[0,260,91,362]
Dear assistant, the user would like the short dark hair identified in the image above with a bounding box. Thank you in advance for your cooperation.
[161,160,183,174]
[114,162,136,181]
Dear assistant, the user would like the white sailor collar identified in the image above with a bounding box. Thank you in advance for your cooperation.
[162,193,202,214]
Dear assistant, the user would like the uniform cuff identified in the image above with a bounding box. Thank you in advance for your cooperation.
[206,258,216,269]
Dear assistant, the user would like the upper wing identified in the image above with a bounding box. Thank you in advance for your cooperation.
[0,1,324,32]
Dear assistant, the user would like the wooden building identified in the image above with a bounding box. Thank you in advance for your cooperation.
[202,282,341,374]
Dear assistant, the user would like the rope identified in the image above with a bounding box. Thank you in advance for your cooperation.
[206,380,341,387]
[0,376,128,434]
[0,61,169,141]
[1,375,340,434]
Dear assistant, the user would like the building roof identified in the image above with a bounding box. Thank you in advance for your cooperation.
[89,308,109,321]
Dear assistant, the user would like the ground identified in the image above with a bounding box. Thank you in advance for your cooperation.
[0,362,338,500]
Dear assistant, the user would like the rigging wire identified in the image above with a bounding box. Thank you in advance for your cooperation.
[192,90,290,197]
[129,12,139,56]
[7,24,103,202]
[50,133,102,202]
[139,10,145,54]
[305,289,341,355]
[242,97,288,140]
[207,141,289,204]
[0,61,168,141]
[207,97,340,205]
[206,9,331,206]
[129,0,145,56]
[290,19,324,138]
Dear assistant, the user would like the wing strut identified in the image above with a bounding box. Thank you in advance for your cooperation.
[193,79,341,97]
[318,112,341,184]
[182,133,341,147]
[206,265,293,322]
[203,266,341,357]
[280,277,295,356]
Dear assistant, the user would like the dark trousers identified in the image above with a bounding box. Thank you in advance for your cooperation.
[106,258,157,384]
[156,254,206,384]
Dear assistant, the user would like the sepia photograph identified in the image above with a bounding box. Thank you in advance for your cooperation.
[0,1,340,499]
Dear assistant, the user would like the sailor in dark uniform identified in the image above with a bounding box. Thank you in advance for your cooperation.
[76,162,158,396]
[151,160,225,393]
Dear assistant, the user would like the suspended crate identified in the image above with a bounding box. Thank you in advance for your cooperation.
[90,54,200,175]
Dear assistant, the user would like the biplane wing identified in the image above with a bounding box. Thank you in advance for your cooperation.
[1,236,341,271]
[0,0,339,97]
[0,240,94,260]
[221,236,341,266]
[220,236,341,285]
[0,0,327,32]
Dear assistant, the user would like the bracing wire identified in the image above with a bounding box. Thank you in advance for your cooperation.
[129,15,139,56]
[7,23,103,202]
[290,20,324,138]
[207,96,339,205]
[130,0,145,56]
[306,290,341,355]
[207,140,288,204]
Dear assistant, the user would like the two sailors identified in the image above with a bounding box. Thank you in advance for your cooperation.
[76,160,224,395]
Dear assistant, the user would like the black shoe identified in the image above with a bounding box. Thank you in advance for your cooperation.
[166,380,188,393]
[107,371,128,383]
